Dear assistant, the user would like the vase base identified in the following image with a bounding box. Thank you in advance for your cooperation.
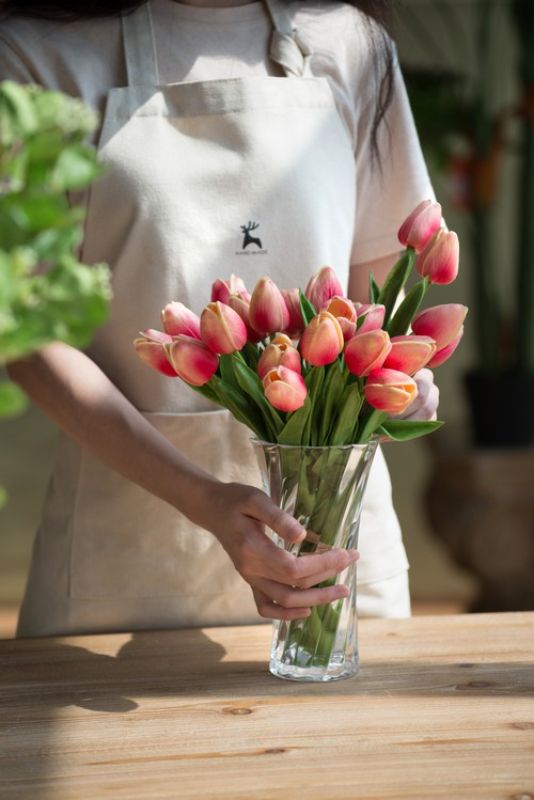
[269,656,359,683]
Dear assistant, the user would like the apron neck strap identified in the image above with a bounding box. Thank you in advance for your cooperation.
[121,4,159,86]
[121,0,312,86]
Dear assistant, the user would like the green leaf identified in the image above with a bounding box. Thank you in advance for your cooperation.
[299,289,317,327]
[387,279,429,337]
[303,365,325,445]
[50,145,103,191]
[0,381,27,418]
[378,249,415,327]
[369,272,381,304]
[278,396,311,445]
[329,382,362,445]
[318,360,346,443]
[210,375,265,439]
[0,485,7,510]
[379,419,444,441]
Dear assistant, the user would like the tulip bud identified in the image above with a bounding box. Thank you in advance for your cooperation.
[364,368,418,415]
[161,302,201,339]
[326,295,357,341]
[166,335,219,386]
[281,288,305,338]
[354,303,386,333]
[200,301,248,354]
[211,274,249,305]
[426,329,464,368]
[398,199,442,253]
[263,365,307,413]
[344,329,392,377]
[304,266,344,311]
[300,310,344,366]
[257,340,302,380]
[383,335,437,376]
[416,229,459,285]
[249,277,290,335]
[134,329,177,377]
[411,304,468,350]
[227,293,262,343]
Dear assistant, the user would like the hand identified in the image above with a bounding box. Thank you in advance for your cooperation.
[396,367,440,421]
[193,480,360,621]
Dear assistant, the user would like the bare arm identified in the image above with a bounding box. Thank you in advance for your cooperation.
[7,343,358,619]
[347,252,400,304]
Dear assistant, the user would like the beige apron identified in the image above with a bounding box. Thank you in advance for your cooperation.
[17,0,409,638]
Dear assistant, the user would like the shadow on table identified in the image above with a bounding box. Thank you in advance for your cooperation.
[5,628,534,717]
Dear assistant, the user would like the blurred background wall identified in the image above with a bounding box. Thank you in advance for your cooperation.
[1,0,530,637]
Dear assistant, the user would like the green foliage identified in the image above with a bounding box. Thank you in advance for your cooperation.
[0,81,111,500]
[0,80,112,390]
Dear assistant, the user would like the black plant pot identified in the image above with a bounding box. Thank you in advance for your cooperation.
[464,370,534,447]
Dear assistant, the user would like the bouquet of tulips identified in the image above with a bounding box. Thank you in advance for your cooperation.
[135,200,467,674]
[135,200,466,447]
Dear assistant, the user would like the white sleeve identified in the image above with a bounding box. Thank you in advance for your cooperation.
[350,46,436,265]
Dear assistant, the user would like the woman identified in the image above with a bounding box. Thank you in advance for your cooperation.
[1,0,438,637]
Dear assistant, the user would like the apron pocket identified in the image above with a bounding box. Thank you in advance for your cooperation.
[69,408,262,599]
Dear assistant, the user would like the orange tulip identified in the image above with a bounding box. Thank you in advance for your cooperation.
[364,368,418,414]
[300,311,344,366]
[326,295,357,341]
[263,365,307,412]
[200,301,248,354]
[249,277,290,335]
[383,335,437,376]
[134,329,177,377]
[345,329,392,377]
[304,266,344,311]
[257,340,301,379]
[166,335,219,386]
[161,302,201,339]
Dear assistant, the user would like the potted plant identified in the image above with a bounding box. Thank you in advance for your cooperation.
[399,0,534,610]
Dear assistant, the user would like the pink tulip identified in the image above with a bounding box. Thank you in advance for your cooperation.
[134,329,177,377]
[411,303,468,350]
[263,365,307,413]
[257,339,302,380]
[281,288,305,338]
[300,310,344,366]
[383,335,437,376]
[398,199,442,253]
[249,277,290,335]
[161,302,201,339]
[211,274,249,305]
[354,303,386,333]
[166,335,219,386]
[416,230,459,285]
[426,329,464,368]
[344,329,392,377]
[200,301,248,354]
[364,368,418,415]
[326,296,357,341]
[227,293,262,343]
[305,266,344,311]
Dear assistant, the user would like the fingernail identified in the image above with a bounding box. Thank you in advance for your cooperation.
[347,551,359,562]
[338,586,350,598]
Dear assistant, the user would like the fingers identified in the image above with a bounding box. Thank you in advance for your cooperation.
[254,576,350,610]
[251,586,312,621]
[271,546,359,586]
[244,490,306,545]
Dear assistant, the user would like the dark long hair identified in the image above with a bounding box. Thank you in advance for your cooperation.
[0,1,394,161]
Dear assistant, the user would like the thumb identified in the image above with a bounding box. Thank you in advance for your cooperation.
[247,490,306,545]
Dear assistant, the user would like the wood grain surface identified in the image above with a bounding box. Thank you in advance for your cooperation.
[1,612,533,799]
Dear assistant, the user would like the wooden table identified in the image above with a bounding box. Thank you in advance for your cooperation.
[1,612,534,799]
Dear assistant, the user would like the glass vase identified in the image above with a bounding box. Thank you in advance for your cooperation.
[253,439,378,682]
